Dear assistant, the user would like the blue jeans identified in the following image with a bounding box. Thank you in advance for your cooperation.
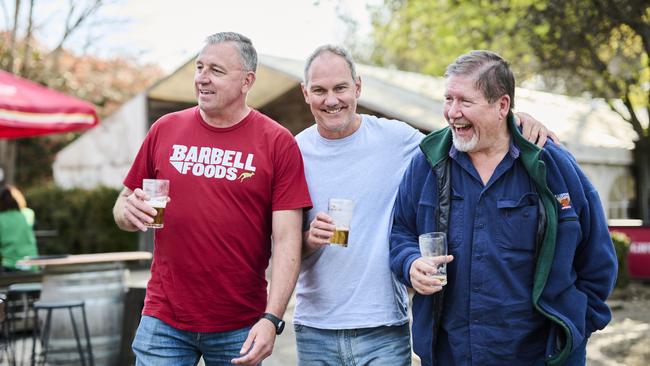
[132,315,253,366]
[294,323,412,366]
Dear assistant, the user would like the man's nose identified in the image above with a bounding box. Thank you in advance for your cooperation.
[195,69,208,83]
[324,92,338,106]
[447,100,463,119]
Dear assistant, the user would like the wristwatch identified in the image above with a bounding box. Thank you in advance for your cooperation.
[261,312,285,335]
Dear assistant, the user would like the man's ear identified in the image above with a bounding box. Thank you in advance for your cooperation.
[497,94,511,120]
[241,71,256,93]
[300,82,309,104]
[354,76,362,99]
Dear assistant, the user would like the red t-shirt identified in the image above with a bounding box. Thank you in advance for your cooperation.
[124,107,312,332]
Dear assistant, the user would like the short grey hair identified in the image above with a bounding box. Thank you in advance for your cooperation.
[444,50,515,109]
[303,44,357,85]
[204,32,257,72]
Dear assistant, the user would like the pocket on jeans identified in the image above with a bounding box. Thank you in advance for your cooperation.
[294,324,304,333]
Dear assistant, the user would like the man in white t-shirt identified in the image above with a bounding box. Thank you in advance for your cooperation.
[293,45,555,365]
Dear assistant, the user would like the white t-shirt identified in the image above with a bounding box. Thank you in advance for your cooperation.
[295,114,423,329]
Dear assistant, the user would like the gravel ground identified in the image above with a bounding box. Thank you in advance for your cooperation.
[587,282,650,366]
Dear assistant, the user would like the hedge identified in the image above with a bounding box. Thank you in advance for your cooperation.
[610,230,631,289]
[24,185,138,255]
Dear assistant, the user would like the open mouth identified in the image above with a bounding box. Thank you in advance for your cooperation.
[199,89,215,95]
[452,122,473,132]
[324,107,343,114]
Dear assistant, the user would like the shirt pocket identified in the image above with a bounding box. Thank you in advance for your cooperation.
[496,192,539,252]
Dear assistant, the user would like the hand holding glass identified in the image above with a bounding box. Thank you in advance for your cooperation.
[328,198,354,247]
[142,179,169,229]
[418,232,448,286]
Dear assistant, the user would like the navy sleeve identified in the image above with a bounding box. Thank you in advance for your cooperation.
[574,178,618,336]
[545,145,618,337]
[390,153,428,288]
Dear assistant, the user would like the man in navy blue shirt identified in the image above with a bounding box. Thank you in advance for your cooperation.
[390,50,617,366]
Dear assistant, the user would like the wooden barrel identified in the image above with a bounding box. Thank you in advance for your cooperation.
[38,263,126,366]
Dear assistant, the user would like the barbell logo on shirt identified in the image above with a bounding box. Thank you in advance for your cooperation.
[555,193,572,210]
[169,144,256,181]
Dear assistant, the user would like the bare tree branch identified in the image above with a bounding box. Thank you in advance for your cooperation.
[623,89,645,137]
[1,0,11,29]
[7,0,21,72]
[50,0,104,76]
[18,0,34,77]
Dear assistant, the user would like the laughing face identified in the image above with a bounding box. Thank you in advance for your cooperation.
[444,74,510,154]
[301,52,362,139]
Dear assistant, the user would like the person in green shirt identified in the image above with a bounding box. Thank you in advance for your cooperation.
[9,185,35,227]
[0,185,38,271]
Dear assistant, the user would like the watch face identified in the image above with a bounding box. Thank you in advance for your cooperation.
[276,320,285,335]
[262,313,285,335]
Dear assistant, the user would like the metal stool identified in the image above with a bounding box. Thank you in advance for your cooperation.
[6,283,42,366]
[6,283,41,333]
[31,300,94,366]
[0,296,15,366]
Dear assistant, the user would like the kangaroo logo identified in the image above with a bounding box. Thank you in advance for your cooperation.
[238,172,255,182]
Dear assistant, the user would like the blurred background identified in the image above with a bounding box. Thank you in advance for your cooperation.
[0,1,648,365]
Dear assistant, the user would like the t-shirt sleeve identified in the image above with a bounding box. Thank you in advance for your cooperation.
[123,127,157,191]
[271,133,312,211]
[403,125,425,156]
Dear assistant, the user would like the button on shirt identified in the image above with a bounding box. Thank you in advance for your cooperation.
[437,140,549,365]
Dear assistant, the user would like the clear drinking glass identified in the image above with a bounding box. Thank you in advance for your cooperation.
[328,198,354,247]
[418,232,448,285]
[142,179,169,229]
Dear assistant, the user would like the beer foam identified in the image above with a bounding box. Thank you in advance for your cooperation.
[147,197,167,208]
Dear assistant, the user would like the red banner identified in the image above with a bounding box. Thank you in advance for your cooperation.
[609,225,650,280]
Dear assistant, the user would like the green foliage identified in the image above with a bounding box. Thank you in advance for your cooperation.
[369,0,650,222]
[610,231,631,289]
[24,185,138,255]
[15,134,78,188]
[369,0,648,131]
[368,0,537,78]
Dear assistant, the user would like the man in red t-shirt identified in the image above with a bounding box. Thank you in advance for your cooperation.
[113,32,312,366]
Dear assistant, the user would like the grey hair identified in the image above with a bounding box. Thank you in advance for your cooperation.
[444,50,515,109]
[204,32,258,72]
[303,44,357,85]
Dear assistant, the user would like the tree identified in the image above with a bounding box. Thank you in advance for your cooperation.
[369,0,650,222]
[0,0,163,188]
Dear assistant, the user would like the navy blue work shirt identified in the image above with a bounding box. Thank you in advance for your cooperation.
[437,140,549,364]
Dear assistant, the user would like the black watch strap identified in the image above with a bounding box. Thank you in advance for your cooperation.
[261,312,285,335]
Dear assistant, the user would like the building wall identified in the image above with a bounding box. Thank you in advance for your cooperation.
[53,93,148,189]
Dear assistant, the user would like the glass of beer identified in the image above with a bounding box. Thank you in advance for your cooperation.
[142,179,169,229]
[328,198,354,247]
[418,232,448,286]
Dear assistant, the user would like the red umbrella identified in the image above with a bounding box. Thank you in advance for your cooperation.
[0,70,99,139]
